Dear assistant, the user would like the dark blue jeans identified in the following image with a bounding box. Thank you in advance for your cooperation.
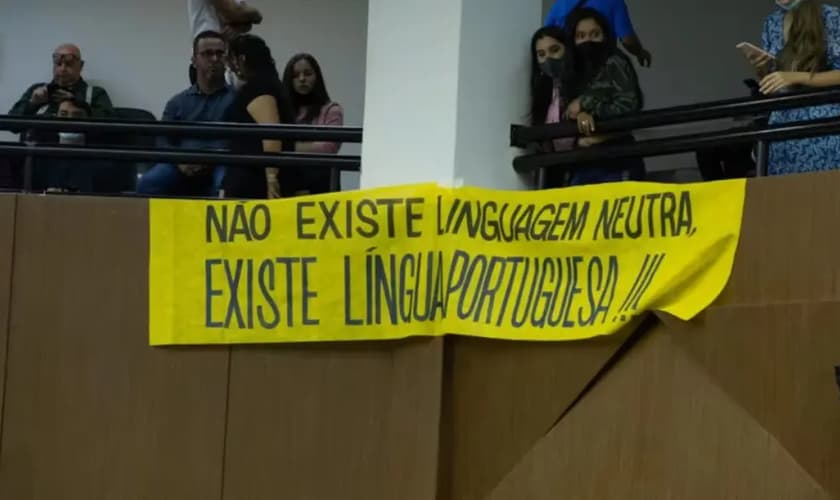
[137,164,225,197]
[568,163,646,186]
[34,158,94,192]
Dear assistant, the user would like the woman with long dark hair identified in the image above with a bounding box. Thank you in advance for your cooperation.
[749,0,840,175]
[281,53,344,193]
[529,26,577,187]
[564,8,645,186]
[223,33,295,198]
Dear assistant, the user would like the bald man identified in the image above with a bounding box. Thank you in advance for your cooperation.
[9,44,114,118]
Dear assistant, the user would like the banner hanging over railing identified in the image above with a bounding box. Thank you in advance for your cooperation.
[149,180,746,346]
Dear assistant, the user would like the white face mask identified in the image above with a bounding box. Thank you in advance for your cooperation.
[225,67,246,90]
[776,0,804,11]
[58,132,85,146]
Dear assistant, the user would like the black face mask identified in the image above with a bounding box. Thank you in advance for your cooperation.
[539,56,573,82]
[576,41,611,79]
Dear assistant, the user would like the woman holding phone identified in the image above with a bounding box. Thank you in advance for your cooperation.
[748,0,840,175]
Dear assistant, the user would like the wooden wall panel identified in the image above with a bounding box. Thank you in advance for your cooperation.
[489,321,835,500]
[670,303,840,498]
[482,168,840,498]
[722,171,840,305]
[223,338,443,500]
[0,196,229,500]
[0,195,17,442]
[441,326,636,500]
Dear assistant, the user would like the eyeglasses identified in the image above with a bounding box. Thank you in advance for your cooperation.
[52,54,80,65]
[197,49,226,60]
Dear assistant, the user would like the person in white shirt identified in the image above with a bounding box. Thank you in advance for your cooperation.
[188,0,262,39]
[187,0,262,83]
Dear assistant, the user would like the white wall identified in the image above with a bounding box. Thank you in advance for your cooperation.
[453,0,540,189]
[361,0,540,190]
[360,0,464,188]
[0,0,368,188]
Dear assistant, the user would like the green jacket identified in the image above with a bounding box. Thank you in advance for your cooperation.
[9,79,114,118]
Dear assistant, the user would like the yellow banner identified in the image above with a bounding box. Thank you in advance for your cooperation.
[149,181,745,345]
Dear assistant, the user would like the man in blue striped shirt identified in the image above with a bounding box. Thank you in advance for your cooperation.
[545,0,652,67]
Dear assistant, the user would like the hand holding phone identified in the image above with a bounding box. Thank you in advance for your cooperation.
[29,86,49,106]
[737,42,775,73]
[51,89,75,102]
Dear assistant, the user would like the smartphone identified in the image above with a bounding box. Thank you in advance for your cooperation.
[736,42,775,61]
[743,78,760,95]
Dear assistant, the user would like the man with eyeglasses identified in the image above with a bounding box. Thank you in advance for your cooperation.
[138,31,234,197]
[9,44,114,119]
[188,0,262,84]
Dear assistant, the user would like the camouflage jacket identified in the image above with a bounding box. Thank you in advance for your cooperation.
[578,54,642,119]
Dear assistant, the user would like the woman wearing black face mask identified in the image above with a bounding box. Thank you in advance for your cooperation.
[530,26,576,188]
[564,8,645,186]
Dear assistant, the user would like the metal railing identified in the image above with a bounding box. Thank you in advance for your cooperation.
[0,115,363,142]
[0,115,363,194]
[511,86,840,184]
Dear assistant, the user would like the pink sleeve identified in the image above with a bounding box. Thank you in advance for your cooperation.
[308,103,344,154]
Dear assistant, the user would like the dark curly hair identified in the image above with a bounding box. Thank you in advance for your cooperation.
[228,33,281,87]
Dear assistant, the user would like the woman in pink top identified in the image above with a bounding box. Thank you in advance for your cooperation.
[529,26,576,188]
[282,53,344,193]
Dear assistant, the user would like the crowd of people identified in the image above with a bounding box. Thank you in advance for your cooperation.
[531,0,840,186]
[6,0,344,198]
[6,0,840,196]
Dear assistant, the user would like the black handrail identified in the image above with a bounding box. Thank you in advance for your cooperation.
[0,142,361,171]
[0,115,363,143]
[514,115,840,172]
[511,86,840,147]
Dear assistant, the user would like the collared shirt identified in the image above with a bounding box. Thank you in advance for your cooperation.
[158,84,235,151]
[544,0,635,39]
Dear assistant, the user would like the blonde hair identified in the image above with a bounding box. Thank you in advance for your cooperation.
[779,0,828,73]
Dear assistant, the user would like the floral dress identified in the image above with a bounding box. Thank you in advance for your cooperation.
[762,4,840,175]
